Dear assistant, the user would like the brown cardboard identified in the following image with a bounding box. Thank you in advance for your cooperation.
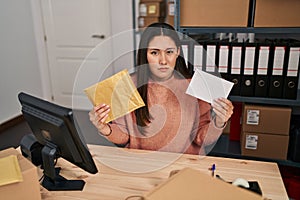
[254,0,300,27]
[165,2,175,26]
[0,148,41,200]
[241,132,289,160]
[139,2,165,17]
[242,104,291,135]
[144,167,263,200]
[138,16,165,29]
[180,0,250,27]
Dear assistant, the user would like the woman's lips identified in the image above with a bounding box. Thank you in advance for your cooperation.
[158,67,169,72]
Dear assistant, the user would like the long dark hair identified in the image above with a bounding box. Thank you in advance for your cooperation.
[135,23,191,127]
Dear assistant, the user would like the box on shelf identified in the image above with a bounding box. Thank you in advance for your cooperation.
[242,104,291,135]
[138,16,165,29]
[240,131,289,160]
[254,0,300,27]
[165,1,175,26]
[139,2,166,17]
[0,148,41,200]
[180,0,250,27]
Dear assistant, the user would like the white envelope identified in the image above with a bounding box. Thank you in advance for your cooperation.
[186,69,234,104]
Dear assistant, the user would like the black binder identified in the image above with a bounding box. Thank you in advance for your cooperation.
[216,41,230,82]
[193,42,205,73]
[254,42,271,97]
[228,42,244,96]
[181,39,194,75]
[203,40,218,74]
[283,42,300,99]
[268,41,286,98]
[240,42,256,97]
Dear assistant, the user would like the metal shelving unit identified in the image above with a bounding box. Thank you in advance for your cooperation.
[131,0,300,167]
[174,0,300,167]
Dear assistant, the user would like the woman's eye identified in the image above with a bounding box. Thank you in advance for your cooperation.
[150,51,158,56]
[166,50,174,55]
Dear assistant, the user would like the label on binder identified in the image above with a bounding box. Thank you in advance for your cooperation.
[257,46,269,75]
[194,45,203,71]
[246,110,259,125]
[219,45,229,73]
[231,46,242,74]
[244,47,255,75]
[272,46,285,76]
[287,47,300,77]
[206,45,216,72]
[245,135,258,150]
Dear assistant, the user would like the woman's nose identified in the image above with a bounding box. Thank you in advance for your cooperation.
[159,52,167,65]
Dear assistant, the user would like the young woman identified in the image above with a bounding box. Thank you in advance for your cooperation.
[89,23,233,155]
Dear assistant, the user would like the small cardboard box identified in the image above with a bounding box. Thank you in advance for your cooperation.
[0,148,41,200]
[139,2,165,17]
[143,167,263,199]
[180,0,250,27]
[242,104,291,135]
[165,1,175,26]
[240,131,289,160]
[254,0,300,27]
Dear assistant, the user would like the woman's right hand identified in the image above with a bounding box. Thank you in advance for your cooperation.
[89,104,111,133]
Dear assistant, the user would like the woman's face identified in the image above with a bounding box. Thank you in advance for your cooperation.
[147,35,179,81]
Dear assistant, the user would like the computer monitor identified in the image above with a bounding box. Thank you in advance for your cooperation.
[18,92,98,191]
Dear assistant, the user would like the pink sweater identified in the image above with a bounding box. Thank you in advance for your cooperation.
[107,74,224,155]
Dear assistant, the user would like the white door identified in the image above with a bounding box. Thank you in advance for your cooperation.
[41,0,112,110]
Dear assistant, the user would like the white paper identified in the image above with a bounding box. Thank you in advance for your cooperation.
[186,69,234,104]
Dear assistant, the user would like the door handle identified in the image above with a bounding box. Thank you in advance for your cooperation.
[92,34,105,39]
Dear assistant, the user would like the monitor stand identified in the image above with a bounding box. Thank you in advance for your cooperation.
[41,145,85,191]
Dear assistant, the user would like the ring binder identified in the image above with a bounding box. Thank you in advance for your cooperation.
[241,42,256,97]
[268,42,286,98]
[283,42,300,99]
[254,42,271,97]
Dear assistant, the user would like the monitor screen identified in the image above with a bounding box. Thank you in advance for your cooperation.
[18,92,98,191]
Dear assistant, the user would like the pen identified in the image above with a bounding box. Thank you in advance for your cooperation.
[211,164,216,177]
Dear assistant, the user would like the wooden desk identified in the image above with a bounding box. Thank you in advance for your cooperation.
[40,145,288,200]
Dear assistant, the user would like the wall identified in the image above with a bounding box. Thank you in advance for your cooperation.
[110,0,134,73]
[0,0,135,124]
[0,0,43,124]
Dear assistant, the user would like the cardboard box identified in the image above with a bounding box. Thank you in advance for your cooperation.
[138,16,165,29]
[241,131,289,160]
[139,2,165,17]
[165,1,175,26]
[254,0,300,27]
[0,148,41,200]
[242,104,291,135]
[143,167,262,199]
[180,0,250,27]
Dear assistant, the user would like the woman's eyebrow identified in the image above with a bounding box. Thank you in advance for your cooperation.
[148,47,176,51]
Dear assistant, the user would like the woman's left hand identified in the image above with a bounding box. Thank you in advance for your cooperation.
[212,98,234,128]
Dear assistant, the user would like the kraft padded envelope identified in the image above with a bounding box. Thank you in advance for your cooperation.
[84,69,145,123]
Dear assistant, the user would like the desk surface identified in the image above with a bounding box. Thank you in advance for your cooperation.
[40,145,288,200]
